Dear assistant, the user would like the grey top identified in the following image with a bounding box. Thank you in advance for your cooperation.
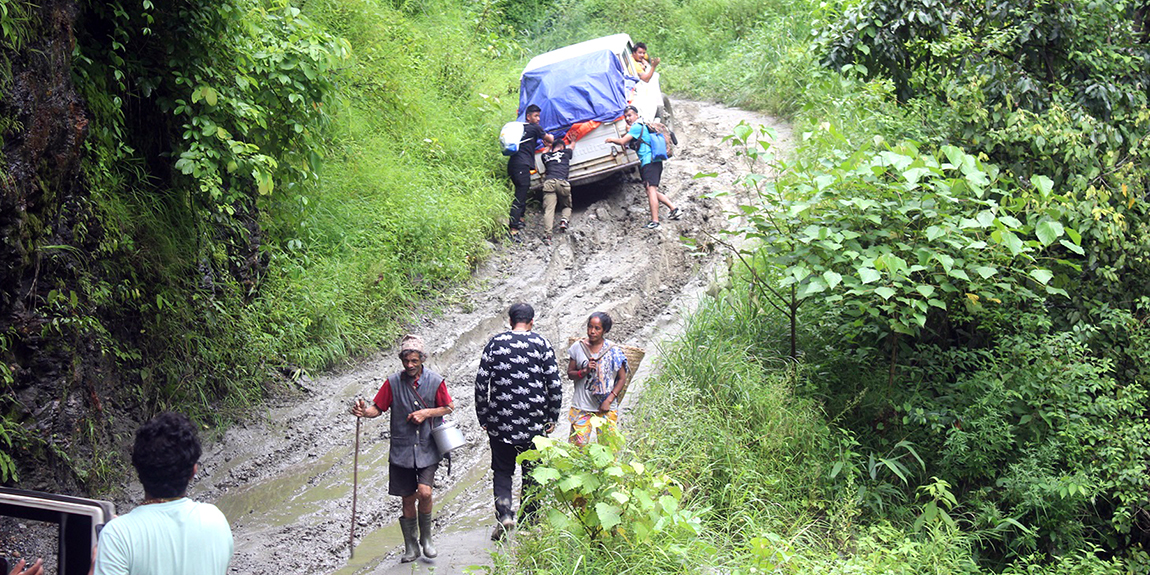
[567,339,627,412]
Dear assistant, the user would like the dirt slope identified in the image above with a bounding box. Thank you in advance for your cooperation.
[186,99,791,574]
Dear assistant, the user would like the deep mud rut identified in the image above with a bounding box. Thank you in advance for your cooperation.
[186,100,791,575]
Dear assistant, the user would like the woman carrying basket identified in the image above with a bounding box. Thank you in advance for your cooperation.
[566,312,629,446]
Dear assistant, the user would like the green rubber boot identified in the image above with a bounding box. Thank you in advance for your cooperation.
[399,516,421,563]
[418,512,438,558]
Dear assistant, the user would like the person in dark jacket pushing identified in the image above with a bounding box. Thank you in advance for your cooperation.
[351,335,455,563]
[507,104,555,242]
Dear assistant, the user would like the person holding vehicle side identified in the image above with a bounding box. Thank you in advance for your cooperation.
[605,105,682,230]
[566,311,629,446]
[349,335,454,563]
[507,104,555,242]
[541,139,574,245]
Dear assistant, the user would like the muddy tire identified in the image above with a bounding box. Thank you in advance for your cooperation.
[655,95,674,129]
[656,96,678,157]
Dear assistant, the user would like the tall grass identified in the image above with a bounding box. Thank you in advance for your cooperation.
[224,0,521,371]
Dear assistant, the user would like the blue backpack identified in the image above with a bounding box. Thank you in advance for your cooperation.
[638,123,670,162]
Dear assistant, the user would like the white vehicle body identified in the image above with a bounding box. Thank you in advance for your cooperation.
[521,34,672,190]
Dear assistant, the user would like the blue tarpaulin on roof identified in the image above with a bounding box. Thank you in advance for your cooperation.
[518,49,630,134]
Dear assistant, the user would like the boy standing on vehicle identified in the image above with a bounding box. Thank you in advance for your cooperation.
[350,335,455,563]
[605,105,682,229]
[540,139,574,245]
[633,42,660,83]
[507,104,554,242]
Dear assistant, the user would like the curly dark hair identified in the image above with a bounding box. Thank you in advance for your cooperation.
[132,412,202,498]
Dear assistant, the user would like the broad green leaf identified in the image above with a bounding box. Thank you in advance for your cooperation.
[532,467,561,483]
[891,320,916,335]
[858,267,881,284]
[925,226,945,241]
[1036,220,1064,246]
[934,253,954,272]
[874,286,896,300]
[998,215,1023,228]
[1029,269,1054,284]
[1000,231,1024,256]
[595,502,622,529]
[941,145,965,168]
[558,475,584,492]
[973,266,997,279]
[801,278,828,297]
[915,285,935,298]
[1031,174,1054,197]
[1059,239,1085,255]
[733,123,753,143]
[659,495,679,514]
[823,270,843,289]
[1066,227,1082,244]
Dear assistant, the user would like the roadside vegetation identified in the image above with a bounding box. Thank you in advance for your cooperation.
[506,0,1150,573]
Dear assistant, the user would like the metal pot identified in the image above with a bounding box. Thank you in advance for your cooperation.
[431,419,466,456]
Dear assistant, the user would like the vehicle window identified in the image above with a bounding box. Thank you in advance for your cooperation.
[1,516,61,574]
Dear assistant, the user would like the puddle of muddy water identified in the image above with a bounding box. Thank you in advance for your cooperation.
[331,457,491,575]
[215,443,388,530]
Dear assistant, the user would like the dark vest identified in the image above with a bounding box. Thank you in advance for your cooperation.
[388,368,444,469]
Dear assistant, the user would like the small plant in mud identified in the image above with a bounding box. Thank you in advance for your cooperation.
[519,418,704,543]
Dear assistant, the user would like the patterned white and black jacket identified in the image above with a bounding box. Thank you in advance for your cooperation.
[474,329,563,445]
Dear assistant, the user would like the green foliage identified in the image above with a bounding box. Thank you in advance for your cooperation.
[0,416,17,483]
[894,313,1150,556]
[75,0,348,212]
[0,0,33,87]
[815,0,1150,272]
[522,425,704,543]
[718,121,1075,351]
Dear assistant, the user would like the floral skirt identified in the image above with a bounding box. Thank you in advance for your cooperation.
[567,407,618,446]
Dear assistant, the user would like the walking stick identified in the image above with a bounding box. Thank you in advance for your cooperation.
[350,412,361,559]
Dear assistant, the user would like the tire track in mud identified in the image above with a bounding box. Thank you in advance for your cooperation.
[190,100,791,575]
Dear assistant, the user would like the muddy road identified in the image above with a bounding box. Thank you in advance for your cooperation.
[188,100,791,574]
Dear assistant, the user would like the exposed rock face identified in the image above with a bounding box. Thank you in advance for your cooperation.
[0,0,103,493]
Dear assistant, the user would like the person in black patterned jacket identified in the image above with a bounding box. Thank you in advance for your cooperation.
[474,302,563,540]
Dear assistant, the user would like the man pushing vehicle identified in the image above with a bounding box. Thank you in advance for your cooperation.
[350,335,455,563]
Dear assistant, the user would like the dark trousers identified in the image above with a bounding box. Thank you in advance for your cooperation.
[490,438,539,523]
[507,163,532,229]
